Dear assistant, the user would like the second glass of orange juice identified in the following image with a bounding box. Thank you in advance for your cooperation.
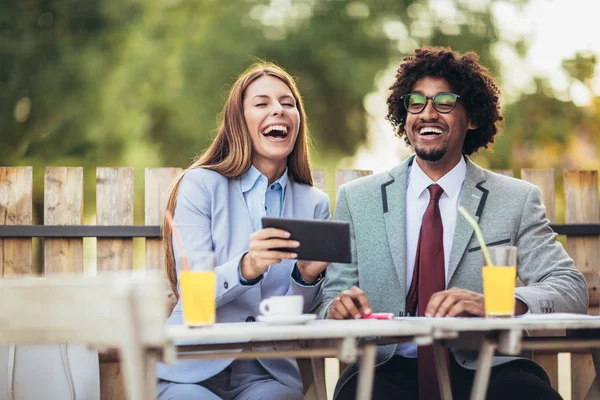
[180,251,216,326]
[482,246,517,318]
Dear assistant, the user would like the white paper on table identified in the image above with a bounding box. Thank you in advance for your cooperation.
[516,313,599,320]
[394,314,600,321]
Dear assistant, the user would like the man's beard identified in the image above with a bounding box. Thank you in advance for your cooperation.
[414,144,446,162]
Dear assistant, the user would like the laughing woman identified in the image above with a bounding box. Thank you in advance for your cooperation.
[156,62,330,400]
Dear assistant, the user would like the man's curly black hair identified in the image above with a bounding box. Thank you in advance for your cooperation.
[386,46,503,155]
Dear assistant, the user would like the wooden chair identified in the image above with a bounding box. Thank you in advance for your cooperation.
[0,271,169,400]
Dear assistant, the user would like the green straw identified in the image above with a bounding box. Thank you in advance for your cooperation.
[458,206,494,266]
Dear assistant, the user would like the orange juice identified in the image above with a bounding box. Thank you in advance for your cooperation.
[180,270,216,326]
[482,266,516,318]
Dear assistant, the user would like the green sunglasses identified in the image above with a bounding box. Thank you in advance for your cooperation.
[401,92,460,114]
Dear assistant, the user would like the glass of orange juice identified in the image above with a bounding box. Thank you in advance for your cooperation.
[482,246,517,318]
[180,251,216,327]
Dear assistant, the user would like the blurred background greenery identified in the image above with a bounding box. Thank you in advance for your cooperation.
[3,2,596,395]
[2,0,600,224]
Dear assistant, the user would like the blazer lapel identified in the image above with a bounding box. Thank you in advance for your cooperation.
[382,157,413,296]
[447,158,488,283]
[232,178,255,236]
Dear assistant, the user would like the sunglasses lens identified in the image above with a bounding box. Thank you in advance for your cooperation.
[405,94,426,113]
[433,93,457,112]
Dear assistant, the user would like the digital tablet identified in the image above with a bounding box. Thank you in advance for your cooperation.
[261,217,352,263]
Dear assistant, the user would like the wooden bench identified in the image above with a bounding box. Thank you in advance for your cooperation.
[1,166,599,399]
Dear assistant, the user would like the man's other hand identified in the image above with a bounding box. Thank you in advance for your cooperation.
[327,286,372,319]
[425,288,485,317]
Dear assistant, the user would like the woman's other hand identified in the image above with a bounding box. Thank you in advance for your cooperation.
[241,228,299,280]
[296,260,329,283]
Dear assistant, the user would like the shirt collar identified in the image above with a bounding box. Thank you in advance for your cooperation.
[408,156,466,200]
[240,165,289,194]
[277,168,289,192]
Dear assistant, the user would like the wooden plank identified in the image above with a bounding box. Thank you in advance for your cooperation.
[312,169,325,192]
[564,170,600,400]
[574,355,597,400]
[100,360,125,400]
[565,170,600,308]
[96,168,136,400]
[325,358,341,400]
[145,168,182,319]
[522,169,555,222]
[585,272,600,312]
[522,168,560,390]
[336,169,372,189]
[97,168,134,271]
[144,352,159,400]
[298,358,316,397]
[44,167,83,274]
[310,357,327,400]
[142,159,176,400]
[0,167,33,276]
[144,168,182,271]
[537,351,560,391]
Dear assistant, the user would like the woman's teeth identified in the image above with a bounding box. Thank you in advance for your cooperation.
[262,125,288,135]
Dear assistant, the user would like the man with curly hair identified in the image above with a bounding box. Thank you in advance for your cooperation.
[317,46,587,399]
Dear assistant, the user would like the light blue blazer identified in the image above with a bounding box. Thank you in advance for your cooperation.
[156,167,331,391]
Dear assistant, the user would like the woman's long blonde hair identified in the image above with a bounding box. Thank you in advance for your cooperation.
[163,62,313,297]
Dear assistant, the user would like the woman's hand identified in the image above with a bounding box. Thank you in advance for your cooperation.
[296,260,329,283]
[241,228,299,280]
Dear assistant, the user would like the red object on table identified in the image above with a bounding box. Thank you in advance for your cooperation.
[361,312,395,320]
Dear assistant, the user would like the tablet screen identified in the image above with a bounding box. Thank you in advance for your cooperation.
[261,217,352,263]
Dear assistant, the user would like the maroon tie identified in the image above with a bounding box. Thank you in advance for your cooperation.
[406,184,446,400]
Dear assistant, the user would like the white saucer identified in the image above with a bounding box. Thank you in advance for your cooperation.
[257,314,317,325]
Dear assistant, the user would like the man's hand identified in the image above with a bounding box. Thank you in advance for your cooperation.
[326,286,372,320]
[424,288,485,317]
[425,288,530,317]
[241,228,299,280]
[515,299,529,315]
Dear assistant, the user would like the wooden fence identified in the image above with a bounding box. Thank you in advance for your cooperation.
[0,166,599,399]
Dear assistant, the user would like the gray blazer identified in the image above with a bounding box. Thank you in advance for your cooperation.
[317,156,588,392]
[157,167,331,391]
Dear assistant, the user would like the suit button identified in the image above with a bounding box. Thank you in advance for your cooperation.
[246,316,255,322]
[224,281,229,289]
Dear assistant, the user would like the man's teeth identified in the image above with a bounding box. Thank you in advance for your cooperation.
[262,125,288,135]
[419,127,443,135]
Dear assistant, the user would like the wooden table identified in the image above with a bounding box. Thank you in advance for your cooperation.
[165,319,433,400]
[165,315,600,400]
[420,314,600,400]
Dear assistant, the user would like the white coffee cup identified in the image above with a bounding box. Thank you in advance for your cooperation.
[259,295,303,317]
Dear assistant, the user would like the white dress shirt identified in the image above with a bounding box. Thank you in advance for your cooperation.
[396,156,467,358]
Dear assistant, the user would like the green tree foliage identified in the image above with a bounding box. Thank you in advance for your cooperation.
[483,53,600,171]
[2,0,526,170]
[1,0,143,167]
